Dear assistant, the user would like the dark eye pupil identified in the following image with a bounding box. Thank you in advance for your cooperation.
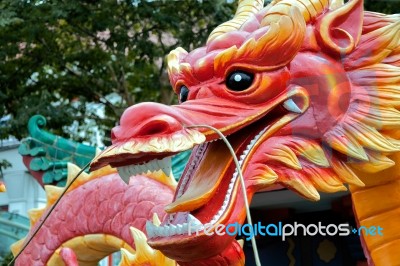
[226,71,254,91]
[180,86,189,102]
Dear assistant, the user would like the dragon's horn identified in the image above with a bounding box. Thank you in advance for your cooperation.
[251,0,315,66]
[262,0,330,25]
[207,0,264,43]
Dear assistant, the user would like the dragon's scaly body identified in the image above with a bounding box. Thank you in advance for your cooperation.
[12,165,176,265]
[12,0,400,265]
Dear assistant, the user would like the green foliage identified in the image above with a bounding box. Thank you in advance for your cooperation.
[0,159,12,178]
[0,252,14,266]
[365,0,400,14]
[0,0,235,144]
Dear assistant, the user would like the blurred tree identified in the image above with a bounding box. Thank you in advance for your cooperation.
[365,0,400,14]
[0,0,235,145]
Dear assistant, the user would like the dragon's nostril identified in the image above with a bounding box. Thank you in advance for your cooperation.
[137,115,183,137]
[139,121,170,136]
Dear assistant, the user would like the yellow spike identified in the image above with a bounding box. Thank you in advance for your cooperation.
[238,38,259,59]
[280,174,320,201]
[152,213,161,227]
[345,21,400,69]
[351,151,395,173]
[238,239,244,248]
[305,167,347,193]
[214,45,239,74]
[44,185,64,205]
[266,144,302,170]
[343,121,400,153]
[130,227,154,255]
[119,248,137,266]
[252,164,278,186]
[207,0,264,43]
[143,169,177,190]
[290,139,330,167]
[66,163,89,186]
[351,103,400,130]
[386,136,400,148]
[27,208,45,227]
[324,126,368,161]
[359,85,400,107]
[350,64,400,87]
[11,238,25,255]
[329,157,365,187]
[167,48,188,76]
[126,227,176,266]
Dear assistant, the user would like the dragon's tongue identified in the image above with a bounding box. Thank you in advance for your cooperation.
[165,137,242,213]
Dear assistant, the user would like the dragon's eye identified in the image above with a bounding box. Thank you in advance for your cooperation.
[179,85,189,103]
[226,71,254,91]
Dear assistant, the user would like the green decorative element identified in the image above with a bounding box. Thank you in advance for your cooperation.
[57,179,67,187]
[42,169,68,184]
[20,115,191,187]
[18,139,46,156]
[172,150,191,180]
[19,115,100,186]
[30,158,67,171]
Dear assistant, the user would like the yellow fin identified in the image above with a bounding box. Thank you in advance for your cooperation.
[118,227,176,266]
[10,238,25,255]
[27,208,45,227]
[266,144,302,170]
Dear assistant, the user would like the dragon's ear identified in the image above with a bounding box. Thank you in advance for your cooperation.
[316,0,364,55]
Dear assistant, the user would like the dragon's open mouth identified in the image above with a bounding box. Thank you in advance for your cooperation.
[90,87,309,261]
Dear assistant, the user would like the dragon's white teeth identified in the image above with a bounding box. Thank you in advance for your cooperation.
[188,214,203,227]
[117,167,131,184]
[283,98,302,114]
[169,224,177,235]
[181,223,188,233]
[159,156,172,177]
[136,164,146,175]
[176,224,184,234]
[116,156,173,185]
[146,220,156,238]
[131,165,140,175]
[146,219,191,238]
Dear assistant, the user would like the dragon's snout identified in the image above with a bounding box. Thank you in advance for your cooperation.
[112,102,187,141]
[112,114,183,140]
[90,102,205,171]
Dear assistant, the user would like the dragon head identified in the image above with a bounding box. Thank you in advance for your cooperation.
[91,0,400,264]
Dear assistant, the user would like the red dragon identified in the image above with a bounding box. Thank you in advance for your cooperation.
[12,0,400,265]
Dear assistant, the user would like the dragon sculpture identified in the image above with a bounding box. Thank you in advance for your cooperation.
[10,0,400,265]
